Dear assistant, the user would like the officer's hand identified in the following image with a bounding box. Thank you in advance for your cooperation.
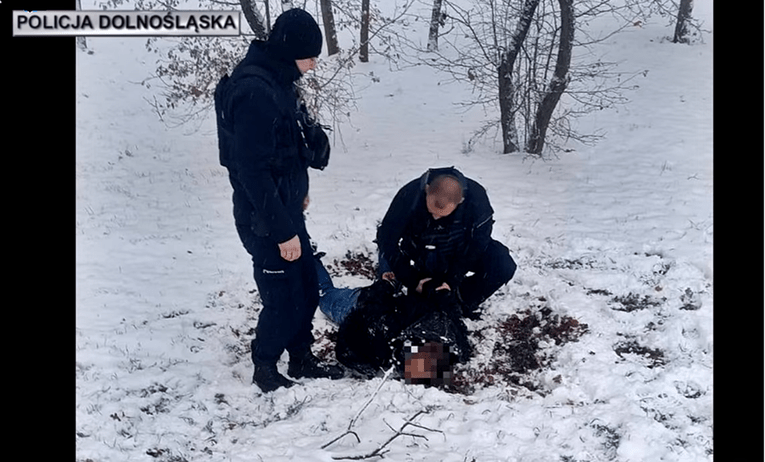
[382,272,396,282]
[416,278,433,293]
[278,235,302,261]
[417,278,451,294]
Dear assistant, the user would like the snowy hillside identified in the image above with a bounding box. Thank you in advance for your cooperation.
[75,2,713,461]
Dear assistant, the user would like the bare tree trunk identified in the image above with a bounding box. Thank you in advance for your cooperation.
[427,0,444,52]
[360,0,370,62]
[672,0,694,43]
[320,0,340,56]
[498,59,519,153]
[526,0,573,155]
[498,0,540,153]
[239,0,268,39]
[265,1,271,34]
[76,0,89,52]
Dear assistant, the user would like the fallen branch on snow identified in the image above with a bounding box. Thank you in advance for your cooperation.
[332,409,442,460]
[321,366,396,449]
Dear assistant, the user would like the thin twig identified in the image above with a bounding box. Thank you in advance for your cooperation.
[348,366,396,430]
[332,410,436,460]
[321,366,396,450]
[321,430,361,449]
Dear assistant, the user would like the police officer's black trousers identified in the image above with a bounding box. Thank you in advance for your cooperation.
[456,239,517,307]
[237,227,319,366]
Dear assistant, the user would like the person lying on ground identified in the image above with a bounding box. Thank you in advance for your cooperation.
[315,255,472,388]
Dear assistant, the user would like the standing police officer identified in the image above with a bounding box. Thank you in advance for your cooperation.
[215,9,342,392]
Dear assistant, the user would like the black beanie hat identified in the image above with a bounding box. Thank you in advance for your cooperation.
[267,9,323,61]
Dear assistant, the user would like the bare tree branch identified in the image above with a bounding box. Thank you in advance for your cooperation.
[331,410,438,461]
[321,366,395,450]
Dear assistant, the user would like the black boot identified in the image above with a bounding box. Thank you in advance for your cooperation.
[288,350,345,380]
[253,362,296,393]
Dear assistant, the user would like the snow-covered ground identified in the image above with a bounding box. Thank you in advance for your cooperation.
[75,2,713,461]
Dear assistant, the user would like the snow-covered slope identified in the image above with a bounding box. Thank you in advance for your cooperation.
[76,2,713,461]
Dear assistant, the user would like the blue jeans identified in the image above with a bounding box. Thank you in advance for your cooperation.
[316,258,362,325]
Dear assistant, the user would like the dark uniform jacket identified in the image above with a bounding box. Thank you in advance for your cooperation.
[216,40,311,246]
[376,167,495,294]
[214,9,330,364]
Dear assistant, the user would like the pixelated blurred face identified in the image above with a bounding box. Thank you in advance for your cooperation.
[425,194,459,220]
[425,176,463,220]
[407,356,430,379]
[404,341,450,384]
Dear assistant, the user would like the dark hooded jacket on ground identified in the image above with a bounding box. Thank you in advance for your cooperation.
[335,280,473,378]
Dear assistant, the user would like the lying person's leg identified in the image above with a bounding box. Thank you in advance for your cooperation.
[315,255,362,325]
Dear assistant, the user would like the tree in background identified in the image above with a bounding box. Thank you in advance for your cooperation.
[92,0,703,155]
[624,0,704,44]
[672,0,694,43]
[407,0,643,155]
[359,0,370,62]
[393,0,706,156]
[497,0,539,153]
[320,0,341,56]
[94,0,371,130]
[93,0,415,137]
[426,0,445,52]
[239,0,268,38]
[525,0,573,155]
[76,0,93,53]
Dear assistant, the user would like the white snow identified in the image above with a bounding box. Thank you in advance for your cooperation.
[76,2,713,461]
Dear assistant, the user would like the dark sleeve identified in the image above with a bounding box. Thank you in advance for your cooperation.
[229,87,297,244]
[444,182,494,289]
[376,180,421,289]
